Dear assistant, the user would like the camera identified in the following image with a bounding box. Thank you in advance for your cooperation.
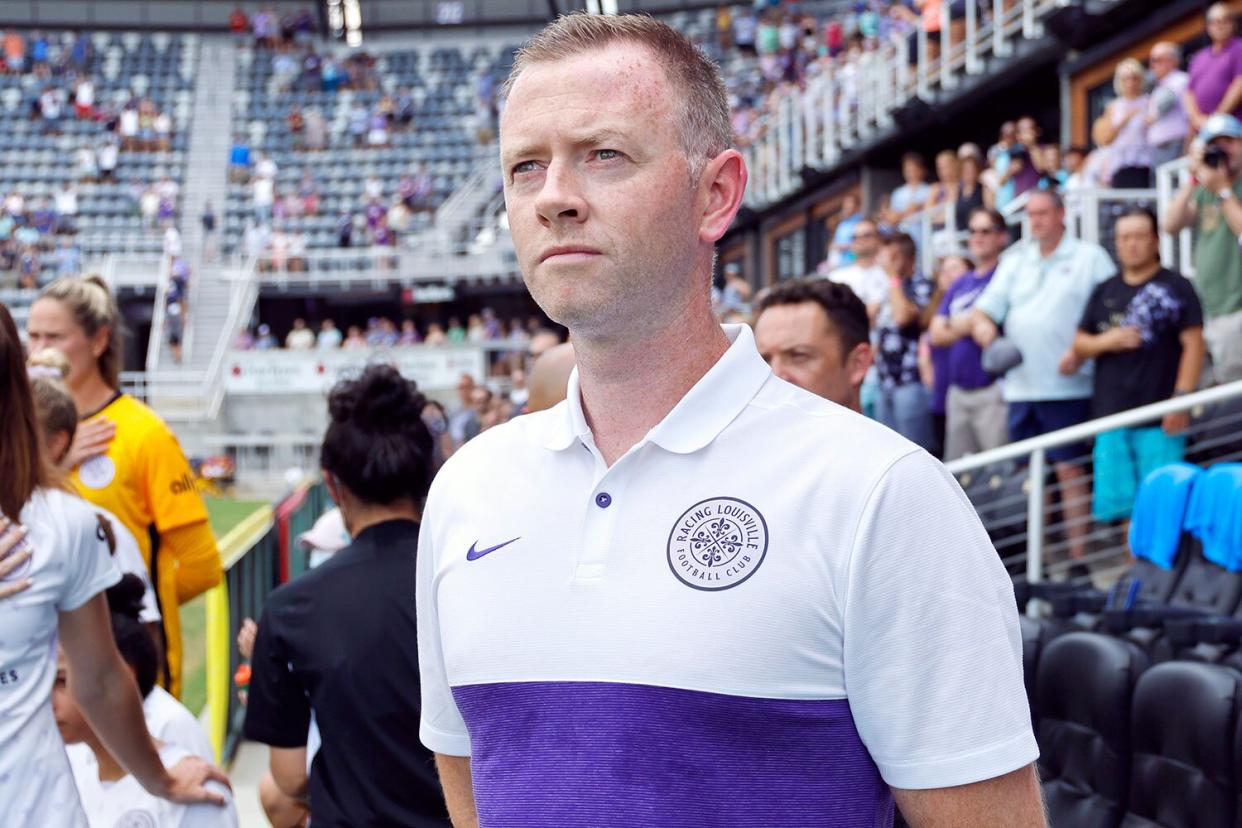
[1204,145,1229,169]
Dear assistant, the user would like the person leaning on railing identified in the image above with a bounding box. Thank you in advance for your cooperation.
[24,274,223,699]
[1163,113,1242,383]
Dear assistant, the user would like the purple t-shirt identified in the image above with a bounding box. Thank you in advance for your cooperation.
[936,267,997,391]
[1189,39,1242,118]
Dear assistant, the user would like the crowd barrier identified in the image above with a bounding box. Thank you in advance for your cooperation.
[204,477,332,764]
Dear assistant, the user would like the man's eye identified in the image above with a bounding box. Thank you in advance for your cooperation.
[512,161,539,176]
[595,149,621,161]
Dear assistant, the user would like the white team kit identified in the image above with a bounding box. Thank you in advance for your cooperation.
[0,489,120,828]
[418,324,1037,826]
[92,505,161,624]
[69,743,237,828]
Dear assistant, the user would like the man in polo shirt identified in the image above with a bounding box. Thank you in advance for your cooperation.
[418,14,1043,828]
[971,190,1115,569]
[1185,3,1242,131]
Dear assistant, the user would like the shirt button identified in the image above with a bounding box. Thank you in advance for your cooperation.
[595,492,612,509]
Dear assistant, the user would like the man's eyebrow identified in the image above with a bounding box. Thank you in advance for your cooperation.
[502,129,632,165]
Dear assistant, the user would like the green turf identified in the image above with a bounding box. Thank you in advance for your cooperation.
[180,496,269,714]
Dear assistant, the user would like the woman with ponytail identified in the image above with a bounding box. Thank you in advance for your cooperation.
[26,274,222,698]
[243,364,449,826]
[0,303,227,827]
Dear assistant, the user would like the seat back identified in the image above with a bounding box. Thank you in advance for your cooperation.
[1128,462,1200,570]
[1036,633,1147,828]
[1166,546,1242,616]
[1121,662,1241,828]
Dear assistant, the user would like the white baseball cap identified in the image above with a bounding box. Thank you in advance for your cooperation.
[297,507,350,553]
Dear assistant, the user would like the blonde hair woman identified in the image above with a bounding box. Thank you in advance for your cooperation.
[26,275,222,698]
[1098,58,1154,187]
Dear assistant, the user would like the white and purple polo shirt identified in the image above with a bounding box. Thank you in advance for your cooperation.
[417,324,1036,826]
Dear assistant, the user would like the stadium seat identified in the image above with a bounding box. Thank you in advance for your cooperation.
[1022,464,1200,636]
[1121,662,1242,828]
[1036,633,1147,828]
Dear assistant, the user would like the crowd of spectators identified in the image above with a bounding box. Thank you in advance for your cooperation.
[0,28,187,287]
[1,186,84,288]
[235,311,546,352]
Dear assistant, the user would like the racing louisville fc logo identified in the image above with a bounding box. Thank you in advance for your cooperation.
[667,497,768,591]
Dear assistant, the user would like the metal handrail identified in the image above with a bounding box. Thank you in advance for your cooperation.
[1155,155,1194,276]
[945,379,1242,587]
[144,254,173,372]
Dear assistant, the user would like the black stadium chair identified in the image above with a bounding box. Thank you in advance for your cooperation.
[1121,662,1242,828]
[1036,633,1148,828]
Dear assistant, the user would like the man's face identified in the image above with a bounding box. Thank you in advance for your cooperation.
[1208,7,1235,45]
[879,244,911,278]
[851,221,880,259]
[755,302,862,408]
[1017,118,1039,146]
[501,44,702,338]
[1065,150,1085,173]
[901,159,925,183]
[1114,215,1159,271]
[1026,194,1063,243]
[967,216,1008,263]
[1149,48,1175,79]
[456,375,475,406]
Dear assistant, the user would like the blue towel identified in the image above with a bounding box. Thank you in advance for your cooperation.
[1129,462,1200,569]
[1184,464,1242,570]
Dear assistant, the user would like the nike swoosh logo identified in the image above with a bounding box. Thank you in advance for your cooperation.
[467,537,521,561]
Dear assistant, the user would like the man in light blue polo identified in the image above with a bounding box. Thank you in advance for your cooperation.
[972,189,1116,570]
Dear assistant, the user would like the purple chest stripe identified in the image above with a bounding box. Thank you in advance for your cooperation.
[452,681,893,827]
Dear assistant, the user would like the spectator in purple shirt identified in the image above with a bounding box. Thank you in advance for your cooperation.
[364,200,387,229]
[929,208,1012,461]
[1187,3,1242,132]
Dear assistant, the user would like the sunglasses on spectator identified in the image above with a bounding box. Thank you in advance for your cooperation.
[968,227,1000,235]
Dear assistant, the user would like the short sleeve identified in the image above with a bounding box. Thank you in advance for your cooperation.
[417,493,472,756]
[242,601,312,749]
[60,496,122,612]
[974,255,1014,325]
[935,282,957,318]
[1179,277,1205,329]
[843,451,1037,790]
[143,424,209,534]
[1078,283,1105,333]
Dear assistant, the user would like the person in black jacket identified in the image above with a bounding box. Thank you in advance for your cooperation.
[244,364,448,827]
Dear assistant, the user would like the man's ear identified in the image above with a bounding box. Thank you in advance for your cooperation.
[698,149,748,245]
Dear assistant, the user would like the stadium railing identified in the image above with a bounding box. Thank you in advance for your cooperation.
[944,378,1242,599]
[741,0,1068,210]
[1155,155,1194,277]
[205,476,331,765]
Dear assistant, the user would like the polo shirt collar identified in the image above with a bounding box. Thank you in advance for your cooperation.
[540,324,772,455]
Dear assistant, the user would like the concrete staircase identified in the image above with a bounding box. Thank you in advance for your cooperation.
[146,37,253,424]
[150,37,238,378]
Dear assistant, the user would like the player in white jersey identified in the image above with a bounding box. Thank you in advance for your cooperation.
[417,13,1045,828]
[0,303,227,827]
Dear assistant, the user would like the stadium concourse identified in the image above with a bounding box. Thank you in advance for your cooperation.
[3,0,1242,826]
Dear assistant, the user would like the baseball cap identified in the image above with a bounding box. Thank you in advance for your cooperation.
[297,507,350,553]
[1200,113,1242,144]
[981,337,1024,377]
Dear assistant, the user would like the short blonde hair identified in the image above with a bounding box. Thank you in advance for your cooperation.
[502,12,732,176]
[37,274,123,389]
[1114,58,1147,96]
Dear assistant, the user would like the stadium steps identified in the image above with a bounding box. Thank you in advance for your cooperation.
[152,36,237,381]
